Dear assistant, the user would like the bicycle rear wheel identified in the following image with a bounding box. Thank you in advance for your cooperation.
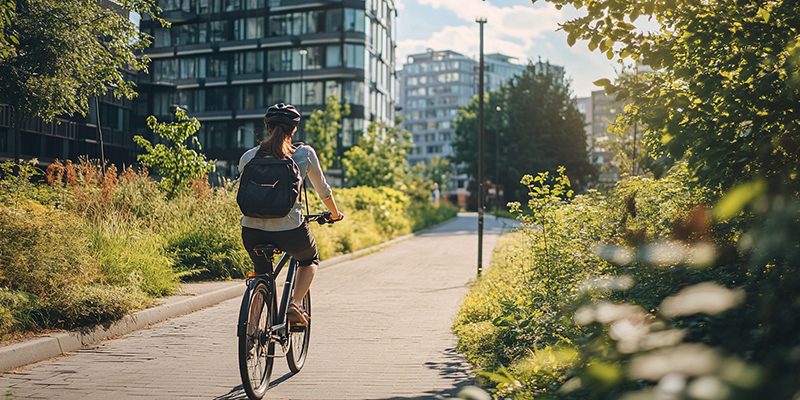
[286,290,311,373]
[238,281,275,399]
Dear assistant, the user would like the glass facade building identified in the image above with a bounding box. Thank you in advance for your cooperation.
[137,0,397,179]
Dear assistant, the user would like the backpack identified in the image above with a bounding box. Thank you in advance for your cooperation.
[237,148,303,218]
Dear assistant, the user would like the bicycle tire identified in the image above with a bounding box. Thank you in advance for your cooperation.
[238,281,275,399]
[286,289,311,373]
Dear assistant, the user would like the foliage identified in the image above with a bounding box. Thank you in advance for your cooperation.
[423,156,454,192]
[0,0,165,160]
[453,62,595,204]
[304,94,350,172]
[453,167,715,399]
[342,119,413,189]
[134,108,215,199]
[546,0,800,195]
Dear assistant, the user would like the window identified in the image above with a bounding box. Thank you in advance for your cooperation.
[343,81,364,105]
[269,14,290,36]
[301,81,323,105]
[207,54,230,77]
[239,85,264,109]
[268,49,292,72]
[234,51,264,75]
[154,27,171,47]
[180,57,207,79]
[178,89,205,113]
[235,17,263,40]
[152,59,177,83]
[244,0,263,9]
[325,81,341,100]
[178,24,199,45]
[326,45,341,68]
[345,44,364,68]
[407,77,418,86]
[426,145,443,154]
[267,83,292,104]
[210,21,229,42]
[302,47,322,70]
[205,88,231,112]
[326,8,342,32]
[225,0,241,11]
[306,11,323,33]
[344,8,365,32]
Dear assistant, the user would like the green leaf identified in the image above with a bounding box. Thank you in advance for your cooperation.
[757,7,770,23]
[593,78,612,87]
[714,179,766,221]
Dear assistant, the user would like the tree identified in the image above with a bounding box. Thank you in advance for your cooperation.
[342,119,412,188]
[424,156,454,192]
[546,0,800,195]
[133,108,214,199]
[452,62,595,205]
[0,0,162,164]
[304,94,350,172]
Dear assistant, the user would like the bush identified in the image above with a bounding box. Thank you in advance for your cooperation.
[43,284,147,329]
[453,166,710,398]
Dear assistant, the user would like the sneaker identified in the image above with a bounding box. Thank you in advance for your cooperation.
[287,303,309,327]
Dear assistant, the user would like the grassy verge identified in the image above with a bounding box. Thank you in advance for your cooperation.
[0,159,458,340]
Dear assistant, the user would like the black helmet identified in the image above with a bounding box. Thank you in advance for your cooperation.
[264,103,301,127]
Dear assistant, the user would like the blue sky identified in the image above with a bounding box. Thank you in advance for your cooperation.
[394,0,623,98]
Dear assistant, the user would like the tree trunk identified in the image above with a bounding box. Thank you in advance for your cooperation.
[13,106,21,175]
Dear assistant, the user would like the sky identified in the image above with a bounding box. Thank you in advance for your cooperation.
[394,0,622,99]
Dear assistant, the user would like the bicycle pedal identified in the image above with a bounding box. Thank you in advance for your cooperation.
[289,325,307,332]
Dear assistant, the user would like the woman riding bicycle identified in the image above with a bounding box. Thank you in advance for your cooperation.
[239,103,343,327]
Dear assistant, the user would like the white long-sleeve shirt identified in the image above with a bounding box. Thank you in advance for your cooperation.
[238,144,333,231]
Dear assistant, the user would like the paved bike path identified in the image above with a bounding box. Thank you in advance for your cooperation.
[0,213,512,399]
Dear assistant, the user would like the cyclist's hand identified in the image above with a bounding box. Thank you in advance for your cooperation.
[329,212,345,222]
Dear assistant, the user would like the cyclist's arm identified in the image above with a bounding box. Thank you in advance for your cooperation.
[303,146,342,220]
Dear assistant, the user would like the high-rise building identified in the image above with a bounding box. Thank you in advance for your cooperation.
[397,50,525,166]
[136,0,397,180]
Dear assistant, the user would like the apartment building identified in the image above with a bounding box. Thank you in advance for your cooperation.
[137,0,397,179]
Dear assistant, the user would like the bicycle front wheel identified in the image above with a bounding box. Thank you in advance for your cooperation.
[238,281,275,399]
[286,290,311,373]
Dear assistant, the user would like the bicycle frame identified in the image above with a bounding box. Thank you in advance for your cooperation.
[244,250,297,348]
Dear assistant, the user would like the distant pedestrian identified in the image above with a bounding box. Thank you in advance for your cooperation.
[431,182,441,205]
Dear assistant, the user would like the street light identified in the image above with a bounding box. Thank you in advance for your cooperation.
[299,48,308,142]
[476,16,487,277]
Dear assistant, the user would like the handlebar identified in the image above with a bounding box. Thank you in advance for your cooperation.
[306,211,345,225]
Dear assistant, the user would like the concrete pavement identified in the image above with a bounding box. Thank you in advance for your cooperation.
[0,213,515,399]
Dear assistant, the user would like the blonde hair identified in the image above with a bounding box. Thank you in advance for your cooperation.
[259,123,296,158]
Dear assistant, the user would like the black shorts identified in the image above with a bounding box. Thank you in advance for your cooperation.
[241,222,320,274]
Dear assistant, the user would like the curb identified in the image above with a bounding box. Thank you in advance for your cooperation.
[0,283,245,374]
[0,218,451,374]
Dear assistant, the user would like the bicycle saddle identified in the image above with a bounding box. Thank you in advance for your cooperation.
[253,244,283,256]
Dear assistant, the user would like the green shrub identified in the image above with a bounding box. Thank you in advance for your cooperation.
[43,284,147,329]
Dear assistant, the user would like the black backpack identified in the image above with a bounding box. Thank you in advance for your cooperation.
[237,149,303,218]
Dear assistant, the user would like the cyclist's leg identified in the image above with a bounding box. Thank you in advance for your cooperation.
[275,222,319,305]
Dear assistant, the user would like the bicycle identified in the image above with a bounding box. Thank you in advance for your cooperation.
[237,211,339,400]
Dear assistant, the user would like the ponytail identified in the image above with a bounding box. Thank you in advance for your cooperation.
[259,122,296,158]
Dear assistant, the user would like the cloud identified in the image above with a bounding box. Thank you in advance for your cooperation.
[396,0,621,97]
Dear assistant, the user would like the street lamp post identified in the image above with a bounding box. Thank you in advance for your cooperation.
[495,105,501,217]
[476,16,487,277]
[299,48,308,142]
